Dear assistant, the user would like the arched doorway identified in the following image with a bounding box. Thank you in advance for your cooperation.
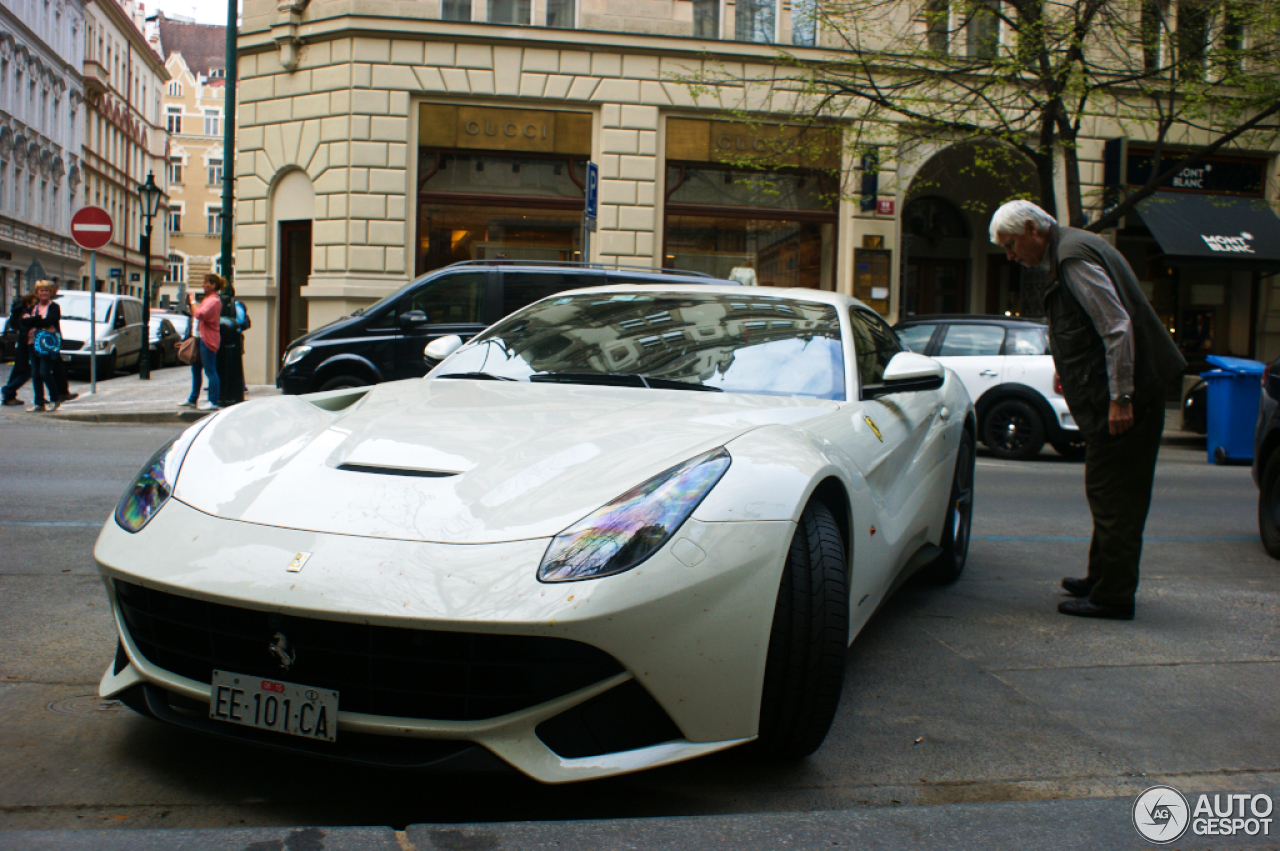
[900,141,1039,317]
[270,170,315,364]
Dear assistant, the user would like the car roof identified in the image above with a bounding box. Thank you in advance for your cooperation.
[533,282,868,311]
[894,314,1046,328]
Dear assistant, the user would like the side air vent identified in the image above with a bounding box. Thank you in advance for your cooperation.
[337,463,458,478]
[305,388,370,411]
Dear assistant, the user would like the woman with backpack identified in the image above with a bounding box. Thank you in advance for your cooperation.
[21,281,62,412]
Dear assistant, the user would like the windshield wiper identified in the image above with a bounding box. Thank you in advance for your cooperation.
[435,371,517,381]
[530,373,721,392]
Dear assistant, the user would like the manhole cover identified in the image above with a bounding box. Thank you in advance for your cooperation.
[47,695,125,717]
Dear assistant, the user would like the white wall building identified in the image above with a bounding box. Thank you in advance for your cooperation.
[0,0,87,306]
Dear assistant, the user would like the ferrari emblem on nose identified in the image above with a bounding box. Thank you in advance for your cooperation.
[864,416,883,442]
[268,632,296,671]
[287,552,312,573]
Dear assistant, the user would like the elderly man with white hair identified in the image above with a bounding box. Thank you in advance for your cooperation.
[989,200,1185,620]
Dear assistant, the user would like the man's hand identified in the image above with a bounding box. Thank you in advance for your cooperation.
[1109,400,1135,435]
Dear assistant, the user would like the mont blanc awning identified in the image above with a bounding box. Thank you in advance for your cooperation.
[1135,192,1280,271]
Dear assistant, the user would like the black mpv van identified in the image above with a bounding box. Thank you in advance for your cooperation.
[277,261,730,394]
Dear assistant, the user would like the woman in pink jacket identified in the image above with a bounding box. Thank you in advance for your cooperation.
[184,273,223,411]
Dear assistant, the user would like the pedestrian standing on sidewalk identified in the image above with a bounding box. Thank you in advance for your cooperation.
[187,273,223,411]
[2,291,36,406]
[989,200,1186,621]
[21,281,63,413]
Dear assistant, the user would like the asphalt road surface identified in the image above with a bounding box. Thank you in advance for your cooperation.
[1,417,1277,835]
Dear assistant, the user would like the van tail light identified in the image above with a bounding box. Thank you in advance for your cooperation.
[1053,373,1063,396]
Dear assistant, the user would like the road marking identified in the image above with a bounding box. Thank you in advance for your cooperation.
[0,521,102,527]
[975,534,1255,542]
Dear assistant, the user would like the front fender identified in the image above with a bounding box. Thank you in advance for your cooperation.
[314,353,384,386]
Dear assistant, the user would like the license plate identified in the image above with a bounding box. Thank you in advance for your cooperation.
[209,670,338,742]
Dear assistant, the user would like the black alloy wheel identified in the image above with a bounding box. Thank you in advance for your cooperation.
[1259,453,1280,559]
[318,374,370,393]
[983,398,1045,460]
[756,500,849,759]
[1051,437,1087,460]
[928,431,975,583]
[101,351,117,378]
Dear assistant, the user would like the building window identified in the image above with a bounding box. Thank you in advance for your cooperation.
[166,106,182,134]
[167,156,183,185]
[166,253,185,283]
[736,0,775,43]
[488,0,531,24]
[207,158,223,186]
[546,0,573,28]
[209,68,225,79]
[204,109,220,136]
[207,206,221,235]
[792,0,817,46]
[168,204,183,232]
[442,0,471,20]
[693,0,719,38]
[166,80,183,96]
[966,0,999,59]
[1177,0,1211,80]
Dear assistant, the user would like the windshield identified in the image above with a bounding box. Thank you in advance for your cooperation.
[56,293,112,323]
[433,292,846,400]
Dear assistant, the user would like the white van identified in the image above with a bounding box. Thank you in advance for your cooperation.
[55,292,145,375]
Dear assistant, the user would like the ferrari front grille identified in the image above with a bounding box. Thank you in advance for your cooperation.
[114,580,624,721]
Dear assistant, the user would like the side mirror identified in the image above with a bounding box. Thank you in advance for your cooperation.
[424,335,463,364]
[399,310,430,329]
[114,314,127,330]
[863,352,945,399]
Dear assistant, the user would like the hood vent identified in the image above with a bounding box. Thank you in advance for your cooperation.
[337,463,458,478]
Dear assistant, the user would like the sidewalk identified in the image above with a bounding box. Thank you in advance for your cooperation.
[0,363,280,424]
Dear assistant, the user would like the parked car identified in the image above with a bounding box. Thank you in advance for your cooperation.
[147,317,182,367]
[154,311,191,340]
[894,315,1083,460]
[55,292,145,376]
[276,261,735,395]
[0,316,16,362]
[1253,356,1280,557]
[1182,378,1208,434]
[97,285,975,782]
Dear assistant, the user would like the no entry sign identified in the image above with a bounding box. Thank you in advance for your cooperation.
[71,206,114,251]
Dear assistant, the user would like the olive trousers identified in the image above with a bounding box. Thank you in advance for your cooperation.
[1083,400,1165,607]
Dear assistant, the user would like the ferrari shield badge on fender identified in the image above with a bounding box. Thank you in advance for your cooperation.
[287,552,312,573]
[864,416,883,442]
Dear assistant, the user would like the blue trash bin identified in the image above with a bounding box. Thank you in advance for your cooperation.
[1201,355,1266,465]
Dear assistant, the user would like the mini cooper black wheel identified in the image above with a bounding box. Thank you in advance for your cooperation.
[983,398,1045,460]
[928,430,975,583]
[757,500,848,759]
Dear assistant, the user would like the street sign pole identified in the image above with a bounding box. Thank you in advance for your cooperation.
[70,206,114,396]
[583,161,599,264]
[88,251,97,394]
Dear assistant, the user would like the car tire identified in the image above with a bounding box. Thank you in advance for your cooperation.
[983,398,1045,460]
[101,352,117,378]
[318,374,370,393]
[1258,453,1280,559]
[927,430,975,583]
[1051,437,1087,460]
[756,500,848,760]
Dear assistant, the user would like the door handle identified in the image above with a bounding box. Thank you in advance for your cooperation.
[979,370,998,377]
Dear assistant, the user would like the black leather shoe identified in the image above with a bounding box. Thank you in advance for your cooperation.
[1061,577,1095,598]
[1058,598,1135,620]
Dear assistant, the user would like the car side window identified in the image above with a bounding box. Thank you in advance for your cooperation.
[937,324,1005,357]
[895,323,937,354]
[403,272,485,324]
[848,308,902,390]
[1005,326,1049,356]
[502,272,600,317]
[127,302,143,325]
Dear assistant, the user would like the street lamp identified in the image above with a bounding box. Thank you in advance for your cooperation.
[137,171,162,380]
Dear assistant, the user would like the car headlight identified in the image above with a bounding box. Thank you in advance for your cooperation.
[538,448,731,583]
[114,419,210,533]
[282,345,311,368]
[95,341,110,351]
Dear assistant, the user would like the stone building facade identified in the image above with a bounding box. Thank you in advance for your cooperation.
[0,0,87,305]
[233,1,1280,385]
[80,0,169,297]
[154,12,229,306]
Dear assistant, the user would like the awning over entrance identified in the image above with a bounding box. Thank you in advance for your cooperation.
[1135,192,1280,271]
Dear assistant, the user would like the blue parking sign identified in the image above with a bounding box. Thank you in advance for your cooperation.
[585,161,599,219]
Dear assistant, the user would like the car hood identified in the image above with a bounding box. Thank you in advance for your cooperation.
[173,378,837,543]
[59,319,113,343]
